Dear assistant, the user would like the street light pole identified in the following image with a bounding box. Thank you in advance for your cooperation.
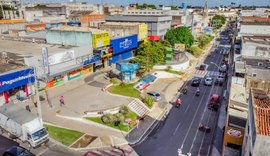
[33,67,43,122]
[210,62,221,71]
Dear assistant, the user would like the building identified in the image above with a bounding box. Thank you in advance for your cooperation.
[103,6,123,15]
[80,11,105,27]
[242,89,270,156]
[65,3,103,17]
[240,8,270,17]
[223,77,248,155]
[0,0,20,8]
[99,22,147,41]
[105,15,172,37]
[238,19,270,37]
[23,4,66,23]
[0,39,101,91]
[46,26,100,46]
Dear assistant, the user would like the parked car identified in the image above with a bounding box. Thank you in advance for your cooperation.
[2,146,35,156]
[199,64,207,70]
[191,77,201,87]
[147,91,161,101]
[204,76,213,86]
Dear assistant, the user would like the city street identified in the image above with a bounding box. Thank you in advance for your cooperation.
[134,35,229,156]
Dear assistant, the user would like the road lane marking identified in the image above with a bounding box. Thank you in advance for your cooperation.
[173,122,182,135]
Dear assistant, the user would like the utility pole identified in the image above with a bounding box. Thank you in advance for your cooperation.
[33,67,43,122]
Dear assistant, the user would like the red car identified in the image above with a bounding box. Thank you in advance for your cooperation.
[208,94,220,111]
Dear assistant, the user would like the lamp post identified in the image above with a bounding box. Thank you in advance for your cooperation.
[210,62,221,71]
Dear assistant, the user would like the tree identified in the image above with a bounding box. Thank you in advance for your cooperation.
[212,15,226,29]
[197,34,214,48]
[133,41,166,74]
[159,39,171,47]
[165,26,194,48]
[188,45,202,57]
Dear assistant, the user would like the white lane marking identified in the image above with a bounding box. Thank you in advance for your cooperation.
[188,49,223,154]
[173,122,182,135]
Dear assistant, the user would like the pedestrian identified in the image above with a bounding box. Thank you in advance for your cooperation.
[59,96,65,107]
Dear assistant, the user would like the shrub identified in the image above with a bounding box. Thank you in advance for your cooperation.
[119,105,129,115]
[188,45,203,57]
[142,96,154,108]
[114,113,125,122]
[110,78,119,84]
[119,82,128,87]
[101,114,117,124]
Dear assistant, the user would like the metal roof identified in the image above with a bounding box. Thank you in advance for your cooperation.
[0,103,37,125]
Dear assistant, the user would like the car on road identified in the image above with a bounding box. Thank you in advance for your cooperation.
[191,77,201,87]
[217,75,225,82]
[2,146,34,156]
[204,76,213,86]
[147,91,161,101]
[199,64,207,70]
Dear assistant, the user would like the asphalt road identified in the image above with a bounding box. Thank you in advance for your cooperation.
[134,35,229,156]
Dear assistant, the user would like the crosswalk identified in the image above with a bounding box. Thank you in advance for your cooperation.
[84,146,134,156]
[194,70,224,77]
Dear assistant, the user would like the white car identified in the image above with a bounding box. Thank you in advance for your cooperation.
[204,77,213,86]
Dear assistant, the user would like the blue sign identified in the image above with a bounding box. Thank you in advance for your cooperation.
[83,55,101,66]
[0,68,35,93]
[110,34,138,55]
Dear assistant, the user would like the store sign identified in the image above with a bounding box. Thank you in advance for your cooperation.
[42,47,50,74]
[138,23,148,41]
[48,50,75,65]
[83,55,100,66]
[92,32,110,49]
[174,43,185,51]
[110,34,138,55]
[0,68,35,93]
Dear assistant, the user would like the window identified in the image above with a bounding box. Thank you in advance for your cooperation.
[252,73,257,77]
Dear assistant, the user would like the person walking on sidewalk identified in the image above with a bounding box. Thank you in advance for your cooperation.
[59,96,65,107]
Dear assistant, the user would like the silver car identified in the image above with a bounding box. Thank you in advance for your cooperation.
[204,76,213,86]
[147,91,161,101]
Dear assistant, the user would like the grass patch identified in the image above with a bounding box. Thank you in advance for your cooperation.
[44,124,84,146]
[164,69,183,75]
[85,111,138,132]
[108,83,140,98]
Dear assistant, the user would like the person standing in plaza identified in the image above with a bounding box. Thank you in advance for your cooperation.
[59,96,65,107]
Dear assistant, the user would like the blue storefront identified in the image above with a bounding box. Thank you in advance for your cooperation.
[0,68,35,105]
[109,34,138,66]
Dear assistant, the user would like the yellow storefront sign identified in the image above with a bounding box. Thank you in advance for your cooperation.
[92,32,110,48]
[138,23,148,41]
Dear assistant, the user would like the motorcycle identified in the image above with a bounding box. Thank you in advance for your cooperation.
[198,124,211,133]
[176,99,181,108]
[183,88,188,94]
[196,90,200,96]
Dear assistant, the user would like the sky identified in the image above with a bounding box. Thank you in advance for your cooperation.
[25,0,270,7]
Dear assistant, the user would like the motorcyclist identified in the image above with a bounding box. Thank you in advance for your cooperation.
[196,88,200,94]
[183,86,188,94]
[176,98,182,107]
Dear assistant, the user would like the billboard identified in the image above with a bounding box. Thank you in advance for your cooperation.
[42,47,50,74]
[48,50,75,65]
[138,23,148,41]
[174,43,185,51]
[0,68,35,93]
[110,34,138,55]
[92,32,110,49]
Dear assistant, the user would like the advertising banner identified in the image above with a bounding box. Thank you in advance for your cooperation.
[42,47,50,74]
[48,50,75,65]
[92,32,110,49]
[138,23,148,41]
[83,55,101,66]
[110,34,138,55]
[0,68,35,93]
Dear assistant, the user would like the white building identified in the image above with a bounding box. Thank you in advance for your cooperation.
[240,8,270,17]
[65,3,104,17]
[238,22,270,37]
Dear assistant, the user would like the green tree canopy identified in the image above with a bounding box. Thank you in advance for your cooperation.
[197,34,214,48]
[0,5,16,19]
[164,26,194,48]
[212,15,226,29]
[137,3,156,9]
[133,41,166,74]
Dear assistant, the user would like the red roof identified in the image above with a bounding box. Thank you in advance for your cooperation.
[253,91,270,136]
[241,17,270,22]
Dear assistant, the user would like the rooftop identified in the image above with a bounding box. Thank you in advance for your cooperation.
[242,36,270,45]
[100,22,142,26]
[241,17,270,22]
[50,26,102,33]
[0,39,76,57]
[240,21,270,25]
[252,89,270,136]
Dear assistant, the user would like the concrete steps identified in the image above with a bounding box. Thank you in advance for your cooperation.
[128,99,151,117]
[84,146,134,156]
